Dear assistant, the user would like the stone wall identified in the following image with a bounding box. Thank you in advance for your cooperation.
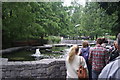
[1,58,66,79]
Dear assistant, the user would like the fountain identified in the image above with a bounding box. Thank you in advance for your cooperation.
[31,49,43,57]
[2,45,68,61]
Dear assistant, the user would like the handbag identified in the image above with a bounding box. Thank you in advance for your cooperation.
[77,65,88,79]
[77,58,88,79]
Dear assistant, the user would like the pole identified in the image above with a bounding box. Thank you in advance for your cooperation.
[75,24,80,44]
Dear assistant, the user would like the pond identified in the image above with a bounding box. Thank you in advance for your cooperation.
[2,46,68,61]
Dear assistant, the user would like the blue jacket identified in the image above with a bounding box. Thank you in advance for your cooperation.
[80,47,90,62]
[98,56,120,80]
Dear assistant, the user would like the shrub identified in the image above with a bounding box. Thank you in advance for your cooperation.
[105,36,116,40]
[46,36,61,44]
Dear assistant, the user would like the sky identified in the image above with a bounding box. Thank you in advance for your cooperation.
[63,0,86,6]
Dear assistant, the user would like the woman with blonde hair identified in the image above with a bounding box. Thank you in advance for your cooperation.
[66,45,88,79]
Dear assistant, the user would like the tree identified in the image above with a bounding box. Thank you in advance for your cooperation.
[99,2,120,36]
[2,2,35,44]
[2,2,71,47]
[82,3,117,39]
[68,2,118,39]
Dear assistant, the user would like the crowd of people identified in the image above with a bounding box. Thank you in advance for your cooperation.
[65,33,120,80]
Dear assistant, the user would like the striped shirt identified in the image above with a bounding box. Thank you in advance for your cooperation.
[89,44,109,71]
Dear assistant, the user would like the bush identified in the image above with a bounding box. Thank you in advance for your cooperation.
[105,36,116,40]
[46,36,61,44]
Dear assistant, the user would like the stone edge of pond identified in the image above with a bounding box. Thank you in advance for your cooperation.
[1,58,67,79]
[1,58,65,66]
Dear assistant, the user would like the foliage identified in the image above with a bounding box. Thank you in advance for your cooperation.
[68,2,118,39]
[2,2,119,48]
[104,36,116,40]
[98,2,120,36]
[2,2,70,47]
[82,3,117,37]
[46,36,61,44]
[3,2,35,41]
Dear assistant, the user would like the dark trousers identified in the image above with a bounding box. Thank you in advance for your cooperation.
[92,70,101,80]
[88,64,92,80]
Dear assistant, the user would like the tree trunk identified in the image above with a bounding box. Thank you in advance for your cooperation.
[40,35,44,39]
[96,34,98,39]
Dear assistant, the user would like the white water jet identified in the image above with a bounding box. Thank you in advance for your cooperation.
[32,49,43,57]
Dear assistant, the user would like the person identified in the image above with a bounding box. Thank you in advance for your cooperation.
[109,41,119,62]
[101,38,108,48]
[101,38,112,52]
[98,33,120,80]
[79,41,92,79]
[65,45,88,79]
[88,38,109,80]
[80,41,90,63]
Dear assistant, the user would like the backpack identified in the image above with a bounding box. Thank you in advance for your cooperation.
[80,47,90,62]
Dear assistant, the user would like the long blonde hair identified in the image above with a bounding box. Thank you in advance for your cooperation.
[68,45,79,63]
